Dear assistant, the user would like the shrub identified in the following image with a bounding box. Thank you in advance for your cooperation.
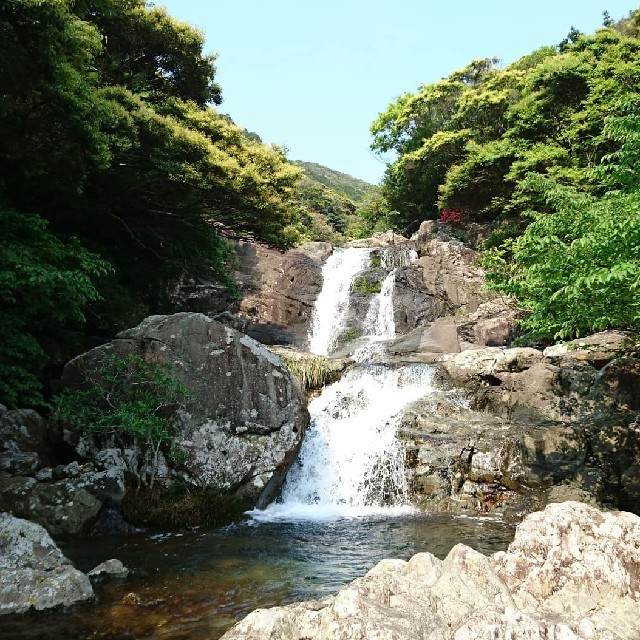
[283,355,340,391]
[53,354,191,488]
[352,277,382,295]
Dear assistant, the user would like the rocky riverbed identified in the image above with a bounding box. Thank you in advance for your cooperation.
[221,501,640,640]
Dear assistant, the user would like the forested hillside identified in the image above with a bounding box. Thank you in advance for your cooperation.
[370,9,640,342]
[294,161,373,202]
[291,161,379,243]
[3,1,640,408]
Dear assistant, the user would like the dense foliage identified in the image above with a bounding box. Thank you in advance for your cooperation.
[0,0,300,406]
[372,8,640,340]
[291,162,376,243]
[371,11,640,229]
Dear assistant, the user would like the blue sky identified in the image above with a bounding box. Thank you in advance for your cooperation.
[160,1,637,184]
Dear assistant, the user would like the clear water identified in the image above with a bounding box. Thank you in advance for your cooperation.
[2,514,515,640]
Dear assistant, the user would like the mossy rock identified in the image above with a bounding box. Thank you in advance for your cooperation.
[352,276,381,295]
[122,484,251,529]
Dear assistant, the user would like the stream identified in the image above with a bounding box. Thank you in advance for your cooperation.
[3,515,514,640]
[5,246,518,639]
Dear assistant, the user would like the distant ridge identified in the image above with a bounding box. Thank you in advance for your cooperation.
[294,161,373,202]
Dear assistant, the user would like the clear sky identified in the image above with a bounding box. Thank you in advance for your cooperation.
[159,1,637,184]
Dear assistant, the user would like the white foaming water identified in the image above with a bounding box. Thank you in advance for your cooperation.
[308,248,371,356]
[251,364,436,522]
[352,268,397,363]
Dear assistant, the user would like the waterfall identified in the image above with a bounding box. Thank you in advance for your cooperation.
[254,364,435,520]
[308,248,371,356]
[252,246,433,522]
[352,267,397,363]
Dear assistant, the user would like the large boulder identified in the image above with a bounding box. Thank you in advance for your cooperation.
[0,475,102,536]
[0,408,53,476]
[221,502,640,640]
[61,313,309,507]
[400,343,640,516]
[0,512,94,615]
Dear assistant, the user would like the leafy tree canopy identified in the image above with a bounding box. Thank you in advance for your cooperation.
[0,0,301,407]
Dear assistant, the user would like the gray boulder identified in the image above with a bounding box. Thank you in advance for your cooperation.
[61,313,309,507]
[87,558,129,582]
[0,408,52,475]
[0,512,93,615]
[221,502,640,639]
[0,476,102,535]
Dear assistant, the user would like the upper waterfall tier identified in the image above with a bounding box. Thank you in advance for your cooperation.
[307,248,371,356]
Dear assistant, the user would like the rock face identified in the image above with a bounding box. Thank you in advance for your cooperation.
[61,313,309,507]
[399,337,640,517]
[221,501,640,640]
[175,241,332,346]
[0,408,53,476]
[0,512,94,615]
[388,221,518,358]
[0,475,102,536]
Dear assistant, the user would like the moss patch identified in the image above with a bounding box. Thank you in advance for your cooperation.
[352,277,381,295]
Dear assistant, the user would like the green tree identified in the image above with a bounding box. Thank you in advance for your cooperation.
[483,101,640,340]
[0,210,110,407]
[0,0,303,406]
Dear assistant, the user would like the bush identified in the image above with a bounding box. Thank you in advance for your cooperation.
[0,210,110,408]
[483,175,640,340]
[352,277,382,295]
[53,354,191,488]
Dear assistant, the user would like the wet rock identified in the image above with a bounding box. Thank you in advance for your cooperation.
[88,559,129,582]
[61,313,309,507]
[402,345,640,516]
[0,512,94,615]
[221,502,640,640]
[345,229,403,247]
[176,241,330,346]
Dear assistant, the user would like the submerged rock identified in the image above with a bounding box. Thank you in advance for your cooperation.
[0,512,94,615]
[88,558,129,582]
[61,313,309,508]
[221,501,640,639]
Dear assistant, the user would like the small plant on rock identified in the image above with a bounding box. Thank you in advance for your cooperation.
[352,277,382,295]
[284,355,338,392]
[53,354,191,489]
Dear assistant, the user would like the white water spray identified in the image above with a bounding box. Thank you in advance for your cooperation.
[254,364,435,521]
[308,248,370,356]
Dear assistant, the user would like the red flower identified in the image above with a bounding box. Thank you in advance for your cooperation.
[439,209,463,224]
